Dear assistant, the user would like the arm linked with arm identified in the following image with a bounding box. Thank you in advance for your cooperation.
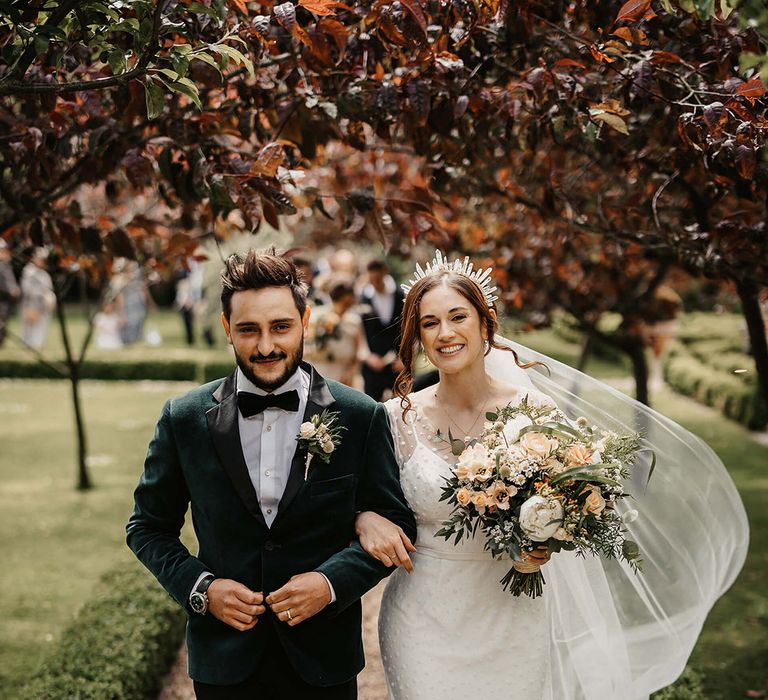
[315,403,416,612]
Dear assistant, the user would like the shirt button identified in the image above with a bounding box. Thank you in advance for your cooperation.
[265,470,271,477]
[266,424,272,432]
[266,508,272,515]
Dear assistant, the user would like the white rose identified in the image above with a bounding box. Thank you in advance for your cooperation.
[519,495,564,542]
[299,422,316,439]
[502,415,533,444]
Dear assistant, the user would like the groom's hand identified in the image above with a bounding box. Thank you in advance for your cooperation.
[207,579,265,632]
[266,572,331,627]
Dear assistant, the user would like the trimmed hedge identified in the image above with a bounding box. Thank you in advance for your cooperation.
[0,357,232,383]
[21,562,185,700]
[663,343,768,430]
[651,666,706,700]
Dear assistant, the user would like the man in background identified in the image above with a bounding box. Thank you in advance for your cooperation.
[359,259,404,401]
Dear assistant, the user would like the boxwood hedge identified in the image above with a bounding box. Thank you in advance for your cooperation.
[21,562,185,700]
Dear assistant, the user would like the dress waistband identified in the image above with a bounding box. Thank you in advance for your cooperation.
[413,542,490,562]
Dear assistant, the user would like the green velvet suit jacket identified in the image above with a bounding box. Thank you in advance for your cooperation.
[126,363,416,687]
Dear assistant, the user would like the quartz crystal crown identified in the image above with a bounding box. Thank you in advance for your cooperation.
[401,250,499,307]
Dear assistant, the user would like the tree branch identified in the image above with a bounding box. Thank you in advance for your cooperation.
[0,0,169,97]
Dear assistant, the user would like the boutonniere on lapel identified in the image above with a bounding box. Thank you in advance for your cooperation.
[297,409,346,480]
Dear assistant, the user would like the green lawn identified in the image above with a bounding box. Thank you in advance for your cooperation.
[0,324,764,699]
[0,378,196,699]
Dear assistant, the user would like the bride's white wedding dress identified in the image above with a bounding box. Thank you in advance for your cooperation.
[379,394,551,700]
[376,338,749,700]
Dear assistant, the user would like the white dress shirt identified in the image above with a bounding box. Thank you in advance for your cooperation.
[191,367,335,603]
[237,366,309,527]
[363,274,397,326]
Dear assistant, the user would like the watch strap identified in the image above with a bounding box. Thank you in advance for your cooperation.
[196,574,215,595]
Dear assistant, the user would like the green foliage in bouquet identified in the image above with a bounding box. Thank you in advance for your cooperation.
[436,395,649,598]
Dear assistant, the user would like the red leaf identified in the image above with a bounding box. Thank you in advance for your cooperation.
[589,45,615,63]
[401,0,427,37]
[611,27,649,44]
[227,0,248,15]
[649,50,683,64]
[255,142,287,178]
[262,200,280,229]
[552,58,586,69]
[299,0,350,16]
[736,78,767,104]
[735,143,756,180]
[317,18,348,54]
[615,0,651,23]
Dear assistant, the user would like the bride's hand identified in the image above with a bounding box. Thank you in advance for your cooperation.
[355,511,417,573]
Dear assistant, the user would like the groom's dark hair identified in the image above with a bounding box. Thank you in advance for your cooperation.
[220,248,308,320]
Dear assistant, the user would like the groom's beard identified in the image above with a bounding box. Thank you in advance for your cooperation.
[234,343,304,392]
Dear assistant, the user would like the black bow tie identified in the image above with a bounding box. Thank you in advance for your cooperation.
[237,390,300,418]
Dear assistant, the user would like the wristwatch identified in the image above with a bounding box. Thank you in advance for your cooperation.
[190,575,215,615]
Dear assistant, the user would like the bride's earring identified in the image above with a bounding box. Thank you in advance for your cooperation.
[484,339,490,353]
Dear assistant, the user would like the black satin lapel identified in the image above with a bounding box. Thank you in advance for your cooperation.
[275,365,336,521]
[206,378,268,529]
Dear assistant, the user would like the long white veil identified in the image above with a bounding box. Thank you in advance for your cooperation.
[485,335,749,700]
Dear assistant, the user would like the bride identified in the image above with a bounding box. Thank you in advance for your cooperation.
[354,252,749,700]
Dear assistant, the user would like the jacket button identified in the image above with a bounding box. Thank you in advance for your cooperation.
[264,541,274,551]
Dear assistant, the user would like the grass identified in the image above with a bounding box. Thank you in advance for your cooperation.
[0,378,196,699]
[0,316,764,699]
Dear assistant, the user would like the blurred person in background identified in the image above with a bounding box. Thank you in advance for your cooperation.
[93,297,124,350]
[293,254,325,306]
[305,279,364,387]
[175,260,205,346]
[20,247,55,350]
[111,259,150,346]
[0,240,20,347]
[359,258,404,401]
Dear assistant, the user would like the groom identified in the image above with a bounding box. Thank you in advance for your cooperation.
[126,250,416,699]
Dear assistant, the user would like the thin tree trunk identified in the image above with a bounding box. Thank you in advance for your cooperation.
[628,341,650,407]
[53,284,92,490]
[736,280,768,407]
[577,332,593,372]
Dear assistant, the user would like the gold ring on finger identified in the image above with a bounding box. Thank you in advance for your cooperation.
[286,609,292,621]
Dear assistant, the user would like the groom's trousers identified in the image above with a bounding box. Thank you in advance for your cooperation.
[192,624,357,700]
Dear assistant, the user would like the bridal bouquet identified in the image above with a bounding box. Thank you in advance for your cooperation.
[436,395,651,598]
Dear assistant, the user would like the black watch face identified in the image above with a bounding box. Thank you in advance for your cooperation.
[190,592,206,614]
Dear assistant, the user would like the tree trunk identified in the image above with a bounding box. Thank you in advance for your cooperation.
[627,341,650,407]
[577,332,594,372]
[70,370,91,490]
[736,280,768,407]
[53,286,92,490]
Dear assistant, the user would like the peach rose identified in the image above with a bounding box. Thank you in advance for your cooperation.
[487,481,511,510]
[471,491,489,509]
[582,485,606,515]
[454,443,493,482]
[456,488,472,507]
[564,444,594,466]
[519,431,557,459]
